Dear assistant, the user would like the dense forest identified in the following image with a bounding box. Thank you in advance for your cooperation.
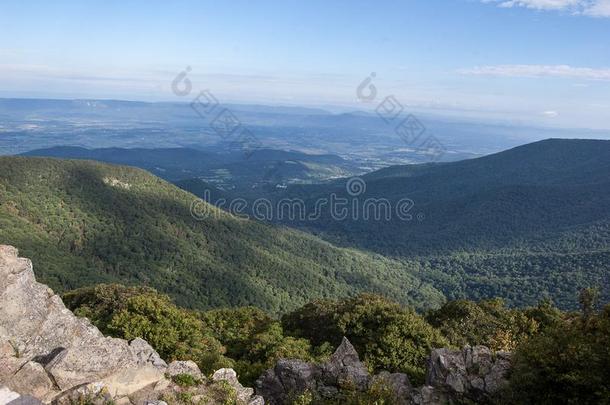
[2,142,609,311]
[183,139,610,309]
[64,284,610,404]
[0,156,443,314]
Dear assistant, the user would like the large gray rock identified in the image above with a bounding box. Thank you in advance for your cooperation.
[370,371,412,405]
[130,338,168,370]
[166,360,204,380]
[212,368,263,405]
[256,359,318,404]
[0,246,167,402]
[256,340,511,405]
[321,337,370,390]
[422,345,511,403]
[256,337,371,404]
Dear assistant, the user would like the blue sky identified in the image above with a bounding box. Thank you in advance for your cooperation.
[1,0,609,129]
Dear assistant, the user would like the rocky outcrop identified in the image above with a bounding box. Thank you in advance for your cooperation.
[0,244,511,405]
[256,337,380,404]
[0,246,260,405]
[412,345,511,404]
[213,369,265,405]
[256,339,510,405]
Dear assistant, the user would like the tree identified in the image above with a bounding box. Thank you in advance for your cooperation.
[283,294,448,384]
[506,304,610,404]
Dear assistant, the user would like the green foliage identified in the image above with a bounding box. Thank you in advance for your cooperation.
[506,303,610,404]
[270,139,610,310]
[201,307,318,386]
[63,284,157,334]
[63,283,610,405]
[283,294,448,384]
[426,298,542,351]
[64,284,320,385]
[64,284,232,374]
[172,373,201,388]
[0,156,444,314]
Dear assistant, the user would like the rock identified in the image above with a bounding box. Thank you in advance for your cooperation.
[166,360,203,380]
[0,385,21,404]
[370,371,411,405]
[256,340,511,405]
[43,343,137,390]
[0,246,167,402]
[212,368,260,404]
[321,337,370,390]
[256,359,318,404]
[256,337,369,404]
[52,382,110,405]
[130,338,167,370]
[424,345,511,403]
[248,396,265,405]
[212,368,239,384]
[101,366,166,397]
[409,385,450,405]
[5,361,56,401]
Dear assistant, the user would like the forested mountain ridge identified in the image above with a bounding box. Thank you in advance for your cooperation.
[0,156,443,313]
[243,139,610,308]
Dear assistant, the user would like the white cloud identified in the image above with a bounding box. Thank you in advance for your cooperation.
[459,64,610,80]
[542,110,560,117]
[482,0,610,16]
[496,0,582,10]
[582,0,610,16]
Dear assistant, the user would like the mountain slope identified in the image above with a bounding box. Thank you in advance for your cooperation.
[228,139,610,308]
[22,146,360,191]
[276,139,610,254]
[0,156,444,313]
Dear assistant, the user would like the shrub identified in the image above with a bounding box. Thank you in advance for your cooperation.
[506,303,610,404]
[283,294,448,384]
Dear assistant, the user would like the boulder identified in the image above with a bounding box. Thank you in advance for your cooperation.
[212,368,263,404]
[370,371,412,405]
[0,246,167,402]
[321,337,370,390]
[423,345,511,403]
[130,338,168,370]
[166,360,203,380]
[256,337,370,404]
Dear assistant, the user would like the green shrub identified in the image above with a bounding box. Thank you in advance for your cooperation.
[426,298,543,351]
[283,294,448,384]
[172,373,201,387]
[506,303,610,404]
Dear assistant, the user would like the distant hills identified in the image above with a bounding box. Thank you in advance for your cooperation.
[5,139,610,309]
[257,139,609,307]
[275,139,610,254]
[0,156,443,314]
[22,146,359,192]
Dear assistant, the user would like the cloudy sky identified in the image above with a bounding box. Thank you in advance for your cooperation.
[1,0,609,129]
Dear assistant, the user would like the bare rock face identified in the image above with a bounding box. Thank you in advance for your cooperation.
[0,245,261,405]
[212,368,264,405]
[256,337,372,404]
[413,345,511,404]
[0,246,166,402]
[166,360,204,380]
[256,340,511,404]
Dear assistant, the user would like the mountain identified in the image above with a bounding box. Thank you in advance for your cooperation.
[279,139,610,253]
[186,139,610,308]
[0,156,443,313]
[21,146,360,192]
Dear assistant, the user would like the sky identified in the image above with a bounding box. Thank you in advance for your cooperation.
[1,0,609,129]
